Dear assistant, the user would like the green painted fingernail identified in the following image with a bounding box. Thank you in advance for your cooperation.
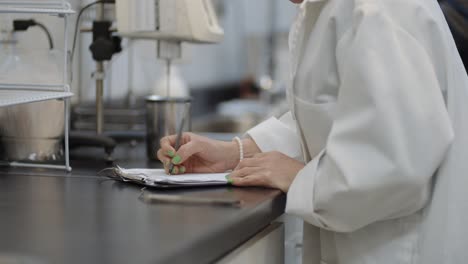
[172,155,181,165]
[171,166,178,174]
[180,166,186,174]
[225,174,233,184]
[167,150,175,157]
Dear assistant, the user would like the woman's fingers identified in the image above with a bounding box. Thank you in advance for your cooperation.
[228,165,274,188]
[158,148,181,174]
[160,133,198,164]
[170,165,186,175]
[179,166,186,174]
[171,141,201,165]
[230,166,262,178]
[159,135,177,156]
[157,149,171,164]
[157,133,197,175]
[160,133,193,150]
[227,152,302,192]
[157,149,181,174]
[161,164,187,175]
[235,157,261,170]
[158,149,174,174]
[230,174,270,187]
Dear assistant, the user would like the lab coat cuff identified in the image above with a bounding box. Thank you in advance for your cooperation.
[246,117,302,159]
[286,150,327,228]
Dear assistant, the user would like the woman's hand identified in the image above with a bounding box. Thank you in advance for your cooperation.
[227,151,305,193]
[157,132,238,174]
[157,132,243,174]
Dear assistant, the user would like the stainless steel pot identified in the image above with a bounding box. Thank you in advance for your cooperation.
[145,96,191,160]
[0,100,64,161]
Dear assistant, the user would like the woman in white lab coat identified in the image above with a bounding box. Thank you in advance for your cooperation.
[158,0,468,263]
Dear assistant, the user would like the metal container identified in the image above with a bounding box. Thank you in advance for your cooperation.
[0,100,64,161]
[145,96,191,160]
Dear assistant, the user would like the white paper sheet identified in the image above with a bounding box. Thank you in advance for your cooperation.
[116,167,229,186]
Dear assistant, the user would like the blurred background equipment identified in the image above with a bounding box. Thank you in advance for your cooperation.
[68,0,119,162]
[145,96,191,160]
[115,0,223,155]
[115,0,225,99]
[1,100,64,162]
[71,0,296,140]
[13,19,55,49]
[0,0,74,171]
[87,0,121,135]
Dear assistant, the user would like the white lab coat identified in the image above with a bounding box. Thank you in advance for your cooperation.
[247,0,468,263]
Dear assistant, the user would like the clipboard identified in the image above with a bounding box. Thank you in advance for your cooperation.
[102,166,229,188]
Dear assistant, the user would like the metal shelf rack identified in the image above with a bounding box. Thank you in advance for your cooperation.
[0,0,75,171]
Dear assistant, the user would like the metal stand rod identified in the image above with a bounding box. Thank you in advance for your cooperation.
[126,39,135,107]
[64,15,71,172]
[64,98,71,171]
[166,59,171,97]
[96,65,104,134]
[95,2,105,135]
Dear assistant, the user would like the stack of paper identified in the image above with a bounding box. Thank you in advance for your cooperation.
[111,167,229,188]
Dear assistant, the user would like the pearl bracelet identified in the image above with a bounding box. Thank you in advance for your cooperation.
[233,136,244,164]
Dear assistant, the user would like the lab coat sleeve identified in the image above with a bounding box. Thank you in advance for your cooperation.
[286,4,454,232]
[247,111,303,160]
